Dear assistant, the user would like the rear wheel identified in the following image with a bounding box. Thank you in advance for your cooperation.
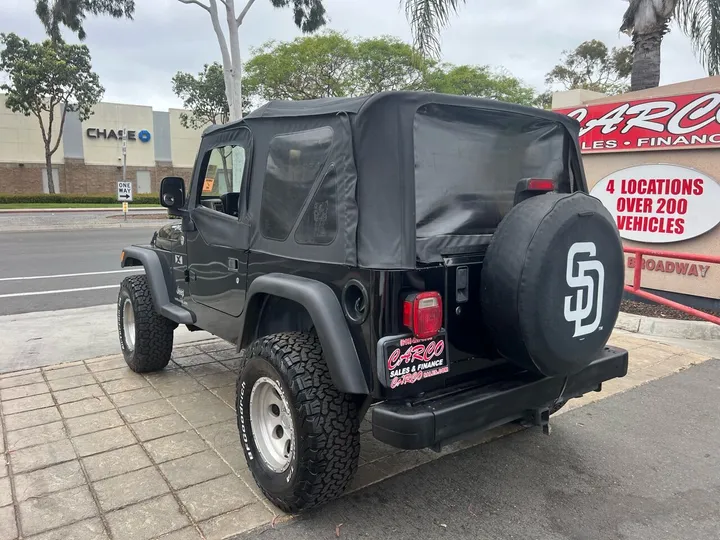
[117,274,174,373]
[236,332,361,513]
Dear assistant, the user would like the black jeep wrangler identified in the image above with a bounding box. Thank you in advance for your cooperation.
[118,92,628,513]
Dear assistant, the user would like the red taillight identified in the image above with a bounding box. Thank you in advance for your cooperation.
[403,291,443,339]
[527,179,555,191]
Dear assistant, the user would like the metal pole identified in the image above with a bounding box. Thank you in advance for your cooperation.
[122,127,128,222]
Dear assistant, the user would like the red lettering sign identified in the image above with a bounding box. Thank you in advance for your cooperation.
[554,92,720,153]
[387,339,445,371]
[627,257,710,278]
[591,165,720,243]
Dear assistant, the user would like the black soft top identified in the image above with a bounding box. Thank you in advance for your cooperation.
[209,91,579,128]
[200,92,586,269]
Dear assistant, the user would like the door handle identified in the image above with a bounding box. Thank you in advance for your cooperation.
[455,266,469,303]
[228,258,240,271]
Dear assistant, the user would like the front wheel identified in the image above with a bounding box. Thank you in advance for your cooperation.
[236,332,361,513]
[117,274,174,373]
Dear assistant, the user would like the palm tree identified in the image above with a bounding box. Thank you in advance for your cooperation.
[403,0,467,59]
[621,0,720,91]
[403,0,720,93]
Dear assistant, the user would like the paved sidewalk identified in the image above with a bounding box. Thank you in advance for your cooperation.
[0,208,164,213]
[0,332,714,540]
[0,305,214,372]
[0,210,172,233]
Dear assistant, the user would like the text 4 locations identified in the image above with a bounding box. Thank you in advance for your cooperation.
[590,165,720,244]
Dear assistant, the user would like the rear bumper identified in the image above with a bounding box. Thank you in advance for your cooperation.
[372,345,628,450]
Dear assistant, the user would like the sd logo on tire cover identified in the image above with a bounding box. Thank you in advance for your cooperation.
[481,192,624,377]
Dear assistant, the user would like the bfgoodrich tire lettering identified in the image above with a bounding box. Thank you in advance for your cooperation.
[236,332,361,513]
[117,274,174,373]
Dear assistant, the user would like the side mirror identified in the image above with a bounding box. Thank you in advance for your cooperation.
[160,176,186,211]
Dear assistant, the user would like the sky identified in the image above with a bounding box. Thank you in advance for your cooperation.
[0,0,709,111]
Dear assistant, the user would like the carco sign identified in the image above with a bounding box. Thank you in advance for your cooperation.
[555,91,720,153]
[590,164,720,243]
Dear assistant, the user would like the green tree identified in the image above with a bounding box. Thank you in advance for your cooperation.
[245,32,356,100]
[545,39,632,95]
[244,32,432,101]
[426,64,538,106]
[172,62,232,128]
[176,0,328,121]
[353,36,430,94]
[35,0,135,41]
[622,0,720,90]
[0,33,103,193]
[533,91,553,110]
[403,0,467,58]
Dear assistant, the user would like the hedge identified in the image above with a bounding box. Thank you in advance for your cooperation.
[0,193,160,204]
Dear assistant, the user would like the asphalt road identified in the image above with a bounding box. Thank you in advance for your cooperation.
[0,227,155,315]
[248,359,720,540]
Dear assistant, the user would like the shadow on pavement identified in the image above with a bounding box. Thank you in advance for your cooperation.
[248,359,720,540]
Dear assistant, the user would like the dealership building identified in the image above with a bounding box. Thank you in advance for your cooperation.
[0,94,204,194]
[553,76,720,310]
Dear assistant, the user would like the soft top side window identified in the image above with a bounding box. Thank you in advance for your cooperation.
[197,145,246,216]
[260,127,335,242]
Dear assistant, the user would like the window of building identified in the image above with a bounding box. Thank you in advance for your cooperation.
[260,127,334,241]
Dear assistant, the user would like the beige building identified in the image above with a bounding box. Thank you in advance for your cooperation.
[553,77,720,310]
[0,95,205,194]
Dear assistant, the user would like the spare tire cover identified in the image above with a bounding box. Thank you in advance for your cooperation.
[481,192,624,377]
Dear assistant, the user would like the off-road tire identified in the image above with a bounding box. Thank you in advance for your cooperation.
[236,332,361,513]
[118,274,174,373]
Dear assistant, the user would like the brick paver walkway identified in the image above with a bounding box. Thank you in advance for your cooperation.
[0,332,713,539]
[0,339,414,540]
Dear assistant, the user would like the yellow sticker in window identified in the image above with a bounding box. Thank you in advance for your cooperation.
[202,178,215,192]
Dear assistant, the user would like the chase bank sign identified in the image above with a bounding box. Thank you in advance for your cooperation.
[85,128,152,143]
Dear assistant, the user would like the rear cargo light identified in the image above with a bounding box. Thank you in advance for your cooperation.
[527,179,555,191]
[403,291,443,339]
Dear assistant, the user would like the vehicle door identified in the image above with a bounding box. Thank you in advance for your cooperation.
[184,128,251,318]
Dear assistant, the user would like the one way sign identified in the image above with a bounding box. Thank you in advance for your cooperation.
[117,181,133,202]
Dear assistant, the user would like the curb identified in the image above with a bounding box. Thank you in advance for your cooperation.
[0,207,165,214]
[615,311,720,341]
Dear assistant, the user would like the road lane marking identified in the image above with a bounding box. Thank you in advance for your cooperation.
[0,268,143,282]
[0,285,119,298]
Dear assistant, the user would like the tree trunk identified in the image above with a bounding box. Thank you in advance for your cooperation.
[226,2,243,121]
[44,147,56,194]
[227,72,243,121]
[630,29,664,91]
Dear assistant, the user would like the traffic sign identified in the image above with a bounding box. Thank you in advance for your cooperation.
[117,181,133,202]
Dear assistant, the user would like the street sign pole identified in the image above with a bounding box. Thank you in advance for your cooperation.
[117,129,131,223]
[122,127,128,222]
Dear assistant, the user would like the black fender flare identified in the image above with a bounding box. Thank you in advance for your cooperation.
[121,246,196,325]
[239,273,369,396]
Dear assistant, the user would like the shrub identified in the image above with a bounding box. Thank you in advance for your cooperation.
[0,193,160,204]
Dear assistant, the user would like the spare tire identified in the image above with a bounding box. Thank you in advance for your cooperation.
[481,192,624,377]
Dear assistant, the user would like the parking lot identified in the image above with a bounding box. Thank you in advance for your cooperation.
[0,331,715,540]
